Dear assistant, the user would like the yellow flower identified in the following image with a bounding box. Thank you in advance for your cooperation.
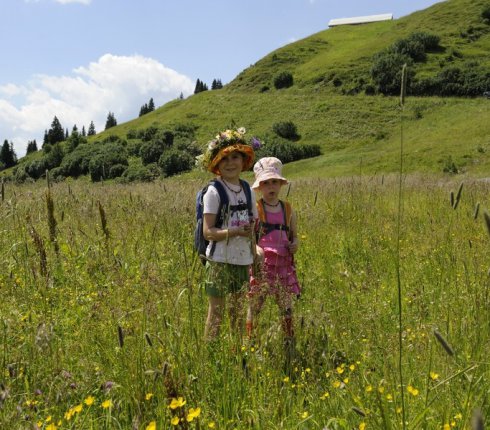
[101,399,113,409]
[343,377,349,384]
[171,416,180,426]
[146,421,157,430]
[73,403,83,413]
[378,386,385,394]
[336,366,345,374]
[333,380,341,388]
[349,364,356,371]
[443,424,450,430]
[301,411,308,419]
[430,372,439,381]
[407,385,419,396]
[145,393,154,401]
[283,376,290,383]
[187,407,201,422]
[386,394,393,401]
[321,391,330,399]
[84,396,95,406]
[454,413,462,420]
[366,385,373,393]
[169,397,186,409]
[45,416,52,423]
[208,422,216,428]
[64,409,74,421]
[359,423,367,430]
[46,424,57,430]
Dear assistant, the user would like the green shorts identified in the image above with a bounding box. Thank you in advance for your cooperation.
[204,262,249,297]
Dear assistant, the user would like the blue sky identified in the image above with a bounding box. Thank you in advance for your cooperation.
[1,0,444,156]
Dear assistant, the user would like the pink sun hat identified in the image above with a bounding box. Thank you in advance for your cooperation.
[252,157,288,189]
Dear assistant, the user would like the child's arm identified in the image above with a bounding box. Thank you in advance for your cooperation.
[203,213,252,242]
[288,208,299,254]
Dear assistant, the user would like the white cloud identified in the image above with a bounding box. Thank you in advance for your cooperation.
[0,54,194,157]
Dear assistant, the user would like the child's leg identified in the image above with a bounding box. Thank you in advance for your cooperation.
[246,293,266,338]
[205,296,225,340]
[275,290,294,338]
[228,290,246,338]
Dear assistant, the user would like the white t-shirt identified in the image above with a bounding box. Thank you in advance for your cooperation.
[203,178,258,265]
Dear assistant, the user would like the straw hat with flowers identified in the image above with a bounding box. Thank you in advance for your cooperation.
[197,127,263,175]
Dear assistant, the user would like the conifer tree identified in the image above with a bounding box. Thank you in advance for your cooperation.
[0,140,17,169]
[46,116,65,145]
[65,128,69,139]
[81,126,86,137]
[26,140,38,155]
[87,121,96,136]
[194,79,202,94]
[105,112,117,130]
[148,97,155,112]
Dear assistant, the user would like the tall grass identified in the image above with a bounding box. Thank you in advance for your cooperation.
[0,175,489,428]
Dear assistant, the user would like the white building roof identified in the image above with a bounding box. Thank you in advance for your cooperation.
[328,13,393,27]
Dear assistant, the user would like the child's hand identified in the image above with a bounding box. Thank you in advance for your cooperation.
[234,223,252,238]
[288,240,298,254]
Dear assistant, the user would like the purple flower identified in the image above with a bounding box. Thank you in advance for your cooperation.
[251,137,262,149]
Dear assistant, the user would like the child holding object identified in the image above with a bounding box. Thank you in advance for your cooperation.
[199,127,261,340]
[246,157,300,342]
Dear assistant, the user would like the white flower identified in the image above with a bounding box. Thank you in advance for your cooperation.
[237,127,246,135]
[207,140,217,150]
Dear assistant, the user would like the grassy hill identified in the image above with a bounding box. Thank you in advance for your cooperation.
[3,0,490,181]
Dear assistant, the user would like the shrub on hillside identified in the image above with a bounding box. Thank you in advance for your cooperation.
[272,121,300,141]
[120,162,159,183]
[158,148,194,177]
[482,5,490,23]
[273,71,294,89]
[89,142,128,182]
[140,141,166,165]
[254,135,321,164]
[58,144,93,178]
[371,52,414,95]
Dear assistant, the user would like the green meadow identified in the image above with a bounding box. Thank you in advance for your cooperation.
[1,0,490,428]
[1,173,489,429]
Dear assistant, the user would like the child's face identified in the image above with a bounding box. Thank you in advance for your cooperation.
[259,178,282,200]
[218,151,244,181]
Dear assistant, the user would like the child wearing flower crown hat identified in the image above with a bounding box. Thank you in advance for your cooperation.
[246,157,300,342]
[200,127,261,340]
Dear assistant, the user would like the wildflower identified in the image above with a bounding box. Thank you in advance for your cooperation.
[187,407,201,422]
[378,386,385,394]
[73,403,83,413]
[301,411,308,419]
[64,409,74,421]
[443,424,450,430]
[146,421,156,430]
[349,364,356,371]
[333,380,342,389]
[454,413,462,420]
[171,416,180,426]
[336,366,345,374]
[208,422,216,428]
[407,385,419,396]
[321,391,330,399]
[386,394,393,401]
[429,372,439,381]
[343,377,349,384]
[359,423,366,430]
[366,385,373,393]
[101,399,113,409]
[169,397,186,409]
[46,424,57,430]
[84,396,95,406]
[283,376,290,383]
[145,393,154,401]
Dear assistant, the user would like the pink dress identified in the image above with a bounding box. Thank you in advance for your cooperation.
[250,209,300,296]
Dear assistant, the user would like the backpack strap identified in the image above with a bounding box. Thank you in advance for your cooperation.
[240,179,254,220]
[208,179,229,258]
[256,198,292,240]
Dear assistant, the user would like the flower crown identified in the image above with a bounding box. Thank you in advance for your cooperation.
[196,127,263,170]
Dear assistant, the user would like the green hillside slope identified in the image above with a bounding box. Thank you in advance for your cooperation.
[3,0,490,181]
